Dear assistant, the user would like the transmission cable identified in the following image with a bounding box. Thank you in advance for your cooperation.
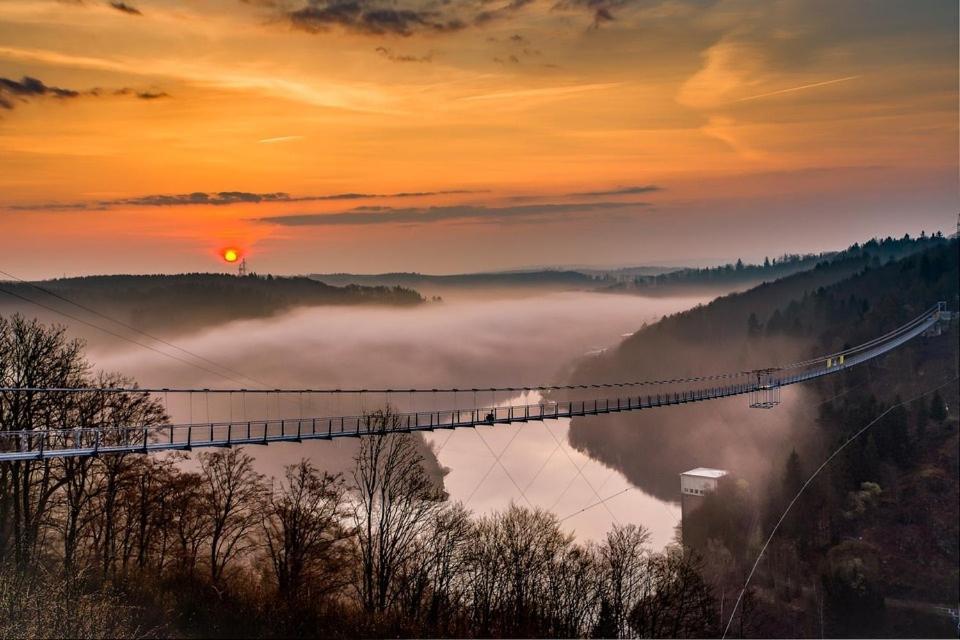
[0,269,268,388]
[721,376,959,639]
[0,284,255,387]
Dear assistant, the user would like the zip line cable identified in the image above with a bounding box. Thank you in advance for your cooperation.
[721,376,959,639]
[0,269,269,388]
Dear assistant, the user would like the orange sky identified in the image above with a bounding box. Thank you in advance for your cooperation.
[0,0,957,278]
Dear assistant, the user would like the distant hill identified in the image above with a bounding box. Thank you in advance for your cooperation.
[309,267,680,297]
[0,273,423,337]
[311,269,602,292]
[603,234,947,297]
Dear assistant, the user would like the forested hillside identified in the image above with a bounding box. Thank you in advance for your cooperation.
[0,274,423,337]
[569,237,959,637]
[603,234,947,297]
[569,236,956,498]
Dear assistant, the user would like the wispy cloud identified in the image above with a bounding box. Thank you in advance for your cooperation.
[374,46,433,63]
[6,189,481,211]
[0,75,79,109]
[459,82,622,102]
[0,46,393,113]
[568,185,661,197]
[257,135,305,144]
[0,75,163,110]
[256,201,648,226]
[108,1,142,16]
[736,75,862,102]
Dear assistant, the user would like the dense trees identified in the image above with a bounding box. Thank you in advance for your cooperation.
[261,459,351,599]
[606,233,947,297]
[0,274,424,338]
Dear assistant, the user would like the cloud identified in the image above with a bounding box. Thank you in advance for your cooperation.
[375,46,433,63]
[258,135,305,144]
[108,1,142,15]
[735,75,862,102]
[0,75,168,111]
[568,185,661,197]
[553,0,634,29]
[288,1,465,36]
[6,190,481,211]
[256,201,648,226]
[283,0,611,37]
[0,76,79,109]
[459,82,621,102]
[135,90,169,99]
[474,0,535,26]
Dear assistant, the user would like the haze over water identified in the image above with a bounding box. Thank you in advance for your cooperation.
[88,290,709,546]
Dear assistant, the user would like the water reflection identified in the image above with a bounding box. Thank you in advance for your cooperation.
[426,392,680,548]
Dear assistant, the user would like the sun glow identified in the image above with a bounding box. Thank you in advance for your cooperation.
[222,248,240,263]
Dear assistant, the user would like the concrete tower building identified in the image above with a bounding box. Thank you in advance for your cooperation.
[680,467,728,546]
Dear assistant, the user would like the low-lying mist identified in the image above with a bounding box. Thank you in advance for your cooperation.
[82,291,708,538]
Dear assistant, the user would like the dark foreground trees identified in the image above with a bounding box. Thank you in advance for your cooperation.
[0,316,722,638]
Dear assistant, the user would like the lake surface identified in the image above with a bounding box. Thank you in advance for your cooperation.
[425,390,682,547]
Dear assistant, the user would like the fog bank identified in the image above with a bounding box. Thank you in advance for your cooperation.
[83,291,707,542]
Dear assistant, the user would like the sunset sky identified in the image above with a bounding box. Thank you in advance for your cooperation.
[1,0,957,278]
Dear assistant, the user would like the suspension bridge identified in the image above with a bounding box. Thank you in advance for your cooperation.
[0,303,950,461]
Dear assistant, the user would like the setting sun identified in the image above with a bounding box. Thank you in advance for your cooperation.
[222,248,240,263]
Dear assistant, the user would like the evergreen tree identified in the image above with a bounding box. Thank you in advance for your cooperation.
[930,391,948,423]
[913,398,929,440]
[747,312,762,338]
[782,449,804,499]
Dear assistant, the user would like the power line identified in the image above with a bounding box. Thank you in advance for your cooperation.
[721,376,959,639]
[472,427,534,509]
[0,284,255,387]
[0,269,269,388]
[560,487,633,522]
[540,418,620,524]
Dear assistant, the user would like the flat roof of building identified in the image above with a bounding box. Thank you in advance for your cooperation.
[680,467,728,479]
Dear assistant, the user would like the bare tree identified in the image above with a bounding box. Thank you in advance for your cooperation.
[596,523,652,638]
[466,503,580,636]
[198,449,264,583]
[261,459,351,599]
[351,408,444,616]
[168,469,209,577]
[0,316,86,569]
[629,547,718,638]
[394,501,472,634]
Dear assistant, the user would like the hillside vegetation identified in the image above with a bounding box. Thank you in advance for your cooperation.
[603,234,947,297]
[568,236,959,637]
[0,273,424,337]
